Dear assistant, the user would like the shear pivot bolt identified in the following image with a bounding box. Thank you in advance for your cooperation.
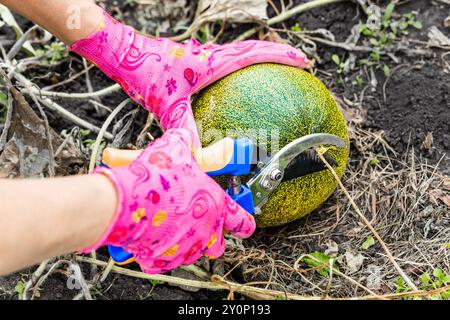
[261,180,273,190]
[270,169,283,181]
[257,161,265,169]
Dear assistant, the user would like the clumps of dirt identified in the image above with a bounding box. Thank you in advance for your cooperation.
[366,63,450,174]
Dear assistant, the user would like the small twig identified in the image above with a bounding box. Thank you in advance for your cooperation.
[30,260,67,300]
[88,98,132,173]
[68,261,93,300]
[356,284,450,300]
[23,83,122,100]
[298,34,372,52]
[100,258,116,283]
[42,64,95,91]
[76,256,316,300]
[136,112,155,148]
[11,71,114,139]
[7,25,39,61]
[316,150,419,291]
[83,58,103,116]
[88,100,113,113]
[73,284,94,300]
[37,96,113,140]
[89,251,98,278]
[294,253,382,297]
[182,265,211,280]
[322,258,335,299]
[22,259,51,300]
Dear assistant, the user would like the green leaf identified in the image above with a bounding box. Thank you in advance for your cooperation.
[361,235,376,249]
[360,24,374,37]
[79,129,91,137]
[331,54,341,66]
[302,252,339,277]
[403,13,413,20]
[370,50,381,62]
[383,3,395,23]
[411,21,423,29]
[291,23,302,32]
[0,91,8,108]
[369,38,379,46]
[420,272,432,284]
[394,277,408,292]
[441,290,450,300]
[390,23,398,35]
[433,268,445,282]
[399,21,409,30]
[149,279,165,287]
[380,32,388,46]
[14,280,25,297]
[431,293,443,300]
[383,64,391,77]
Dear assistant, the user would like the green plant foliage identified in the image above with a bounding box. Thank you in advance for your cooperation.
[0,91,7,123]
[359,3,423,73]
[301,252,339,277]
[361,235,375,250]
[291,23,302,32]
[14,280,25,299]
[331,54,345,74]
[36,42,69,65]
[352,75,364,88]
[149,279,166,287]
[394,268,450,300]
[194,25,212,44]
[79,129,97,148]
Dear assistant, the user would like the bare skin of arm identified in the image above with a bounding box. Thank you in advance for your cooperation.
[0,175,117,276]
[0,0,103,45]
[0,0,117,275]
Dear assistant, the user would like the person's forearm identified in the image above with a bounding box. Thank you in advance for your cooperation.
[0,0,103,45]
[0,174,117,276]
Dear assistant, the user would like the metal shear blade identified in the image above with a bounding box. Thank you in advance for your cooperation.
[247,133,346,212]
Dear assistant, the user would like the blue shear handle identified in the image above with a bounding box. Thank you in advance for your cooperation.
[207,138,254,177]
[227,185,255,215]
[108,245,134,264]
[207,138,255,214]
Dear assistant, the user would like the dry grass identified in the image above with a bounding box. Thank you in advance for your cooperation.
[222,126,450,298]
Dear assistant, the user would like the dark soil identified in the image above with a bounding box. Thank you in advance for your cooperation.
[0,0,449,300]
[367,62,450,172]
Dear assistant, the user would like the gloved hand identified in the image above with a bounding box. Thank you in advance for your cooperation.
[84,127,255,274]
[69,9,309,148]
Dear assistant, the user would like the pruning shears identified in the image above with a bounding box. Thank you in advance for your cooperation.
[101,133,346,265]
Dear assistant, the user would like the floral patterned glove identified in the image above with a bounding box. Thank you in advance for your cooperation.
[85,127,255,274]
[69,9,309,148]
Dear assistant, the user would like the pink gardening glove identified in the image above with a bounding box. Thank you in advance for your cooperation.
[69,9,309,147]
[86,126,255,274]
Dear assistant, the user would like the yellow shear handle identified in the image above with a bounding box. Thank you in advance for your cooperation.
[102,138,235,172]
